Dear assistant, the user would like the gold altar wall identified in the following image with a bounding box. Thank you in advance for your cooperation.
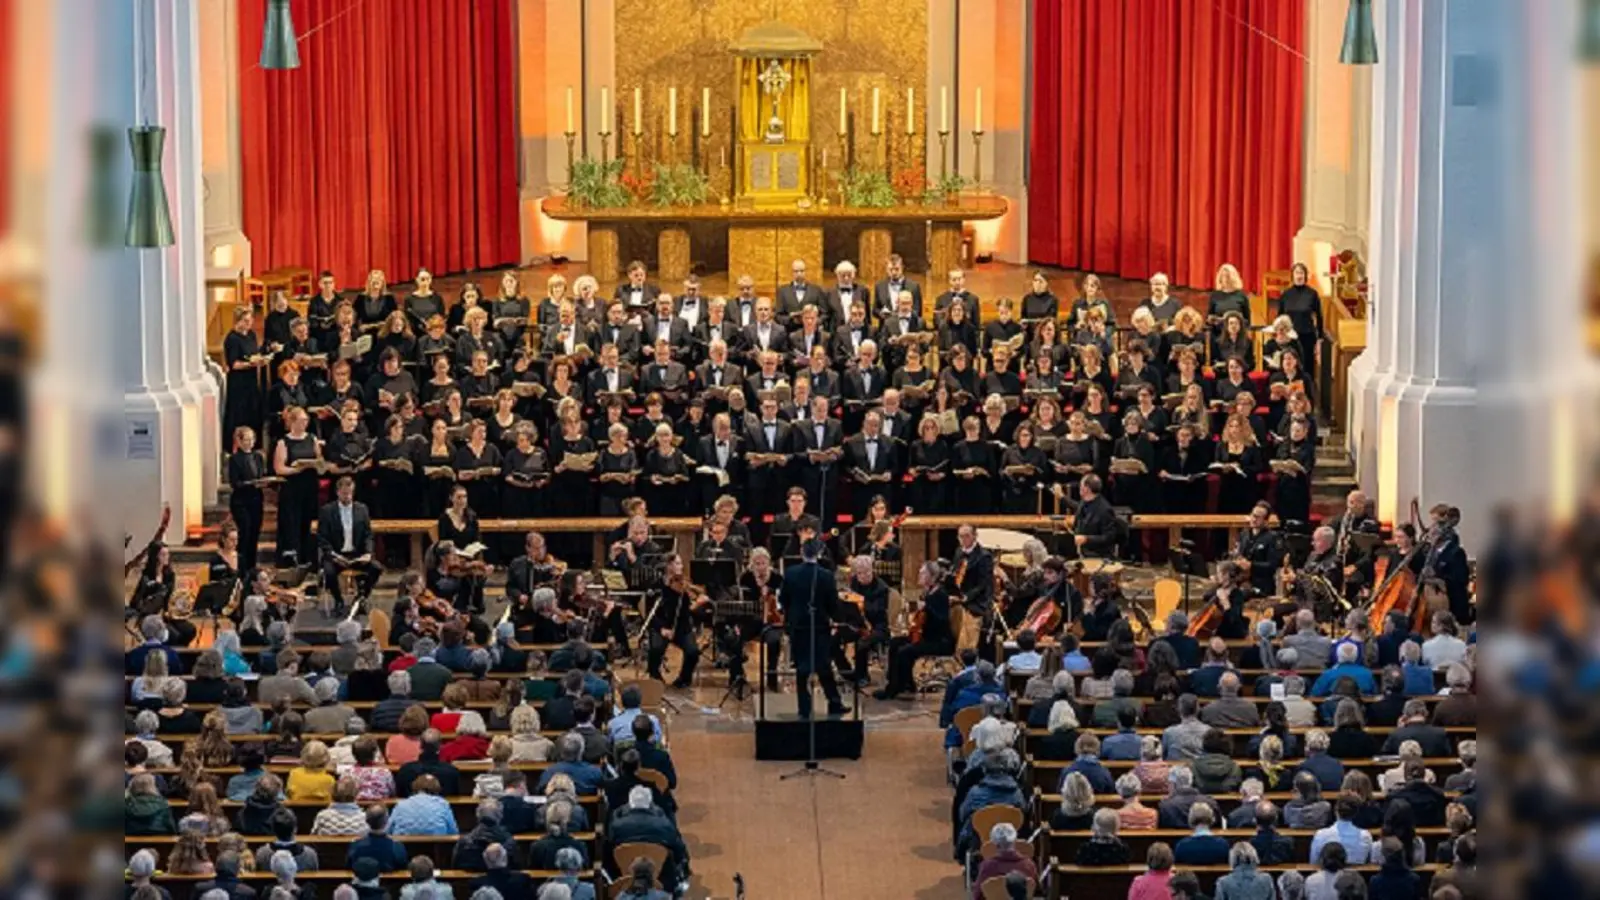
[614,0,929,195]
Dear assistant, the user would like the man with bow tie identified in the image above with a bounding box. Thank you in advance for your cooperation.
[585,343,635,407]
[741,395,794,518]
[611,259,661,311]
[830,302,873,369]
[729,274,759,329]
[878,389,912,443]
[642,294,688,363]
[841,340,887,431]
[875,289,925,371]
[693,340,746,415]
[695,413,744,511]
[843,411,899,519]
[795,395,843,515]
[542,302,594,364]
[676,274,705,331]
[787,304,830,370]
[874,253,923,320]
[742,298,789,366]
[640,338,689,406]
[934,267,982,327]
[825,260,871,331]
[776,258,825,326]
[693,297,742,367]
[601,301,642,366]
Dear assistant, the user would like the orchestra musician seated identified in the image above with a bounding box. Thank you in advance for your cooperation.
[835,555,891,687]
[875,562,955,701]
[646,554,703,689]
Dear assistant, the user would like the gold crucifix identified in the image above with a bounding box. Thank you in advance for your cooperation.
[757,59,791,143]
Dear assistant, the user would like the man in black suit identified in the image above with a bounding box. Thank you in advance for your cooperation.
[877,389,912,444]
[950,524,997,655]
[542,303,598,362]
[1159,424,1211,513]
[599,301,643,366]
[933,267,981,326]
[776,258,826,325]
[640,338,690,406]
[876,289,926,371]
[843,411,898,518]
[876,561,956,700]
[1380,698,1453,757]
[612,259,660,311]
[585,343,636,407]
[874,253,922,320]
[641,294,689,363]
[786,304,831,369]
[1072,474,1123,558]
[696,412,745,511]
[782,539,847,718]
[676,274,707,331]
[792,395,844,514]
[728,274,760,329]
[1235,503,1286,597]
[694,340,745,413]
[824,260,872,330]
[830,302,874,369]
[840,340,887,425]
[742,298,789,369]
[742,396,794,517]
[317,476,380,613]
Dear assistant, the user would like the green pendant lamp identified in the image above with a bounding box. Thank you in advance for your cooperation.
[1582,0,1600,62]
[126,126,175,248]
[260,0,301,70]
[1339,0,1379,65]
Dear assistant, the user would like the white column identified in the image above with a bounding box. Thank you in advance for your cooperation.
[1351,0,1593,549]
[118,0,221,536]
[199,0,251,274]
[1295,0,1373,294]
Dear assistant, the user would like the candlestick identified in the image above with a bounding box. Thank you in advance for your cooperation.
[839,87,848,135]
[668,87,678,137]
[974,87,983,134]
[565,86,574,134]
[971,129,984,188]
[564,131,577,185]
[937,129,950,180]
[906,87,915,135]
[701,88,711,137]
[633,88,642,136]
[871,87,881,136]
[939,86,949,134]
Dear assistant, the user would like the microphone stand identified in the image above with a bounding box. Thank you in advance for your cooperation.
[780,458,847,781]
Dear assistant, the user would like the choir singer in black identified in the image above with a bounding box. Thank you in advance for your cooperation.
[1070,475,1122,558]
[781,539,847,719]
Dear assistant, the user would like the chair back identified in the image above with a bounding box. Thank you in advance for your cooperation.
[969,803,1024,847]
[367,608,392,648]
[637,767,670,794]
[980,837,1034,861]
[953,705,985,744]
[611,841,669,879]
[980,876,1035,900]
[608,878,663,900]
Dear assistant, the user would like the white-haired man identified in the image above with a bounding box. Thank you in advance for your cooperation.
[1311,641,1376,697]
[826,259,869,329]
[609,785,690,889]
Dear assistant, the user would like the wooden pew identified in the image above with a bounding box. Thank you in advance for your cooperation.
[1044,864,1439,900]
[1026,757,1465,796]
[1043,827,1448,867]
[165,794,606,835]
[141,869,589,900]
[1020,726,1476,759]
[126,832,604,873]
[1030,790,1465,826]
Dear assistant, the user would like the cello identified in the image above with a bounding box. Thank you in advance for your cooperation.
[1367,499,1426,634]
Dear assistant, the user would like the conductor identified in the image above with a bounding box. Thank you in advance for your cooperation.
[782,539,848,719]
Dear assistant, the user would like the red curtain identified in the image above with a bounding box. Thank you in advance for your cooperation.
[239,0,519,287]
[1028,0,1304,290]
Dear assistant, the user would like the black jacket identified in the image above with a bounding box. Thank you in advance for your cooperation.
[453,824,517,871]
[1380,723,1452,758]
[1387,781,1449,826]
[394,751,461,797]
[316,500,374,559]
[609,806,690,883]
[469,870,536,899]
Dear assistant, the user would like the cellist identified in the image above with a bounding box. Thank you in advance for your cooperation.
[1194,560,1255,640]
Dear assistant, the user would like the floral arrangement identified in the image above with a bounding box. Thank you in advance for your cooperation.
[838,167,897,208]
[567,158,631,209]
[647,163,712,207]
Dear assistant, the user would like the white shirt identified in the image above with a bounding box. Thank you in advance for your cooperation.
[715,441,730,468]
[338,502,355,552]
[757,324,772,349]
[838,286,856,319]
[656,321,672,342]
[629,288,644,307]
[813,423,826,446]
[882,417,896,440]
[762,422,779,446]
[561,327,576,352]
[678,298,700,329]
[605,369,619,391]
[865,438,878,468]
[860,369,873,395]
[710,366,724,385]
[1422,635,1468,669]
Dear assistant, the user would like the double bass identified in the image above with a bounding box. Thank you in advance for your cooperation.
[1187,563,1250,638]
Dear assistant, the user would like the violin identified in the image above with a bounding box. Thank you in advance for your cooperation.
[868,507,913,552]
[759,582,782,625]
[415,589,463,636]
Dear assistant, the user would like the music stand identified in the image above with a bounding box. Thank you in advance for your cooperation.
[194,582,235,618]
[691,558,739,594]
[1170,541,1210,616]
[1283,532,1313,569]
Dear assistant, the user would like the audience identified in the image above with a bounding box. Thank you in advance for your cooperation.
[1284,771,1333,829]
[1190,727,1244,794]
[1073,808,1130,865]
[1172,803,1229,866]
[1114,772,1157,830]
[453,800,516,871]
[972,821,1037,899]
[1157,766,1220,830]
[1060,733,1116,795]
[1304,842,1349,900]
[1382,698,1453,757]
[1249,801,1295,865]
[397,730,463,797]
[1214,842,1273,900]
[389,775,458,836]
[1160,694,1209,760]
[1049,771,1097,831]
[1126,842,1174,900]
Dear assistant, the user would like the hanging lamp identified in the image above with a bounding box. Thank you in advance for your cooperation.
[260,0,301,70]
[126,126,175,248]
[1339,0,1379,65]
[1581,0,1600,63]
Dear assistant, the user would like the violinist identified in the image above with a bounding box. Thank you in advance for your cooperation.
[851,496,903,562]
[435,486,486,614]
[569,576,631,659]
[645,554,702,688]
[1197,560,1255,640]
[423,541,475,626]
[835,555,891,687]
[317,476,380,615]
[1079,570,1124,642]
[875,561,955,701]
[1234,502,1286,598]
[520,587,567,645]
[1295,526,1345,620]
[506,531,563,611]
[740,546,786,692]
[949,525,996,654]
[389,573,429,647]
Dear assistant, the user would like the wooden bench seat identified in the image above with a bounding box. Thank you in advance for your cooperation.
[127,832,603,873]
[1030,790,1465,824]
[164,794,607,834]
[1025,756,1465,795]
[139,869,586,900]
[1043,864,1439,900]
[1020,726,1476,759]
[1043,826,1448,867]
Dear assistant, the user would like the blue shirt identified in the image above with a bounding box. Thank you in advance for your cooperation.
[388,793,459,835]
[1004,651,1043,674]
[1329,636,1365,667]
[1061,651,1092,674]
[537,760,604,796]
[1310,663,1376,697]
[1309,818,1372,866]
[1101,729,1143,761]
[1402,663,1436,696]
[608,708,663,746]
[1173,830,1230,866]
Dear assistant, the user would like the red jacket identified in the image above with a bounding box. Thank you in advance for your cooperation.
[971,849,1037,900]
[439,733,489,762]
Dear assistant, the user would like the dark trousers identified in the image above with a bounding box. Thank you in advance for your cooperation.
[832,623,889,681]
[885,634,954,695]
[648,624,701,685]
[231,496,263,574]
[322,558,382,609]
[789,628,842,718]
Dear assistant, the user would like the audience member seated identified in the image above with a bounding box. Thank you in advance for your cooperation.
[1033,701,1079,762]
[397,730,463,796]
[610,785,691,889]
[1364,667,1407,727]
[1386,760,1448,826]
[1060,733,1117,794]
[131,711,175,768]
[1431,664,1476,726]
[311,776,367,835]
[1214,842,1274,900]
[1200,673,1261,728]
[973,822,1037,899]
[194,849,252,900]
[538,774,593,833]
[389,774,458,836]
[469,842,536,898]
[1131,736,1173,794]
[441,712,493,762]
[1304,843,1349,900]
[1251,647,1298,698]
[568,696,610,764]
[1028,671,1078,729]
[1422,612,1468,669]
[605,749,676,820]
[1378,740,1436,793]
[1049,771,1096,831]
[1003,630,1044,675]
[1102,707,1143,761]
[944,661,1006,749]
[253,807,320,872]
[1244,735,1293,793]
[958,749,1026,855]
[1126,843,1175,900]
[1225,779,1267,829]
[539,733,606,795]
[1398,641,1434,696]
[1311,642,1376,697]
[349,805,410,871]
[1443,740,1476,793]
[398,856,450,900]
[286,741,336,803]
[1309,794,1374,865]
[1092,670,1143,727]
[1367,836,1421,900]
[609,685,664,747]
[543,670,587,733]
[1075,808,1131,866]
[259,650,317,707]
[528,798,587,869]
[404,638,454,701]
[1191,727,1244,794]
[1161,694,1209,760]
[155,679,203,734]
[1326,699,1378,760]
[453,799,516,871]
[1151,612,1201,669]
[1383,698,1453,757]
[1157,766,1221,830]
[1172,803,1229,866]
[304,677,358,733]
[1140,674,1183,729]
[1111,772,1156,831]
[549,846,598,900]
[125,773,176,835]
[384,705,429,767]
[613,858,672,900]
[496,771,540,834]
[1250,801,1296,865]
[1188,638,1235,698]
[1283,771,1333,829]
[234,773,285,835]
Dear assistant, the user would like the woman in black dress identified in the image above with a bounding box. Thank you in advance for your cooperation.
[1164,347,1209,406]
[262,292,296,350]
[906,415,950,515]
[271,406,321,568]
[1027,318,1071,374]
[950,416,997,514]
[1078,384,1118,447]
[1211,312,1254,372]
[324,406,372,485]
[1207,263,1251,333]
[982,344,1023,402]
[500,421,549,519]
[1072,344,1115,407]
[499,271,536,345]
[355,269,397,329]
[314,361,364,437]
[1053,411,1100,503]
[1129,386,1169,447]
[208,522,243,603]
[421,352,458,408]
[328,301,371,382]
[460,350,500,414]
[982,298,1024,370]
[418,417,459,519]
[436,484,482,554]
[1110,411,1157,513]
[597,423,640,516]
[1276,262,1324,394]
[1000,423,1048,513]
[131,543,195,648]
[538,358,580,431]
[370,414,419,565]
[1070,273,1114,331]
[222,308,265,454]
[416,314,455,371]
[978,394,1015,445]
[642,422,693,516]
[266,361,310,444]
[1227,392,1269,447]
[1213,415,1265,514]
[1213,356,1253,407]
[1125,308,1169,381]
[1273,415,1317,525]
[1020,270,1059,334]
[1267,349,1313,431]
[937,299,979,361]
[226,426,267,574]
[376,310,416,368]
[454,419,504,518]
[404,268,446,332]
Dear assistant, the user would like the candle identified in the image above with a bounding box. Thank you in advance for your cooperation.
[701,88,711,137]
[633,87,642,135]
[565,86,574,134]
[906,87,915,134]
[668,87,678,136]
[939,85,949,133]
[839,87,848,134]
[720,146,726,169]
[974,87,983,133]
[871,87,881,135]
[822,148,828,170]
